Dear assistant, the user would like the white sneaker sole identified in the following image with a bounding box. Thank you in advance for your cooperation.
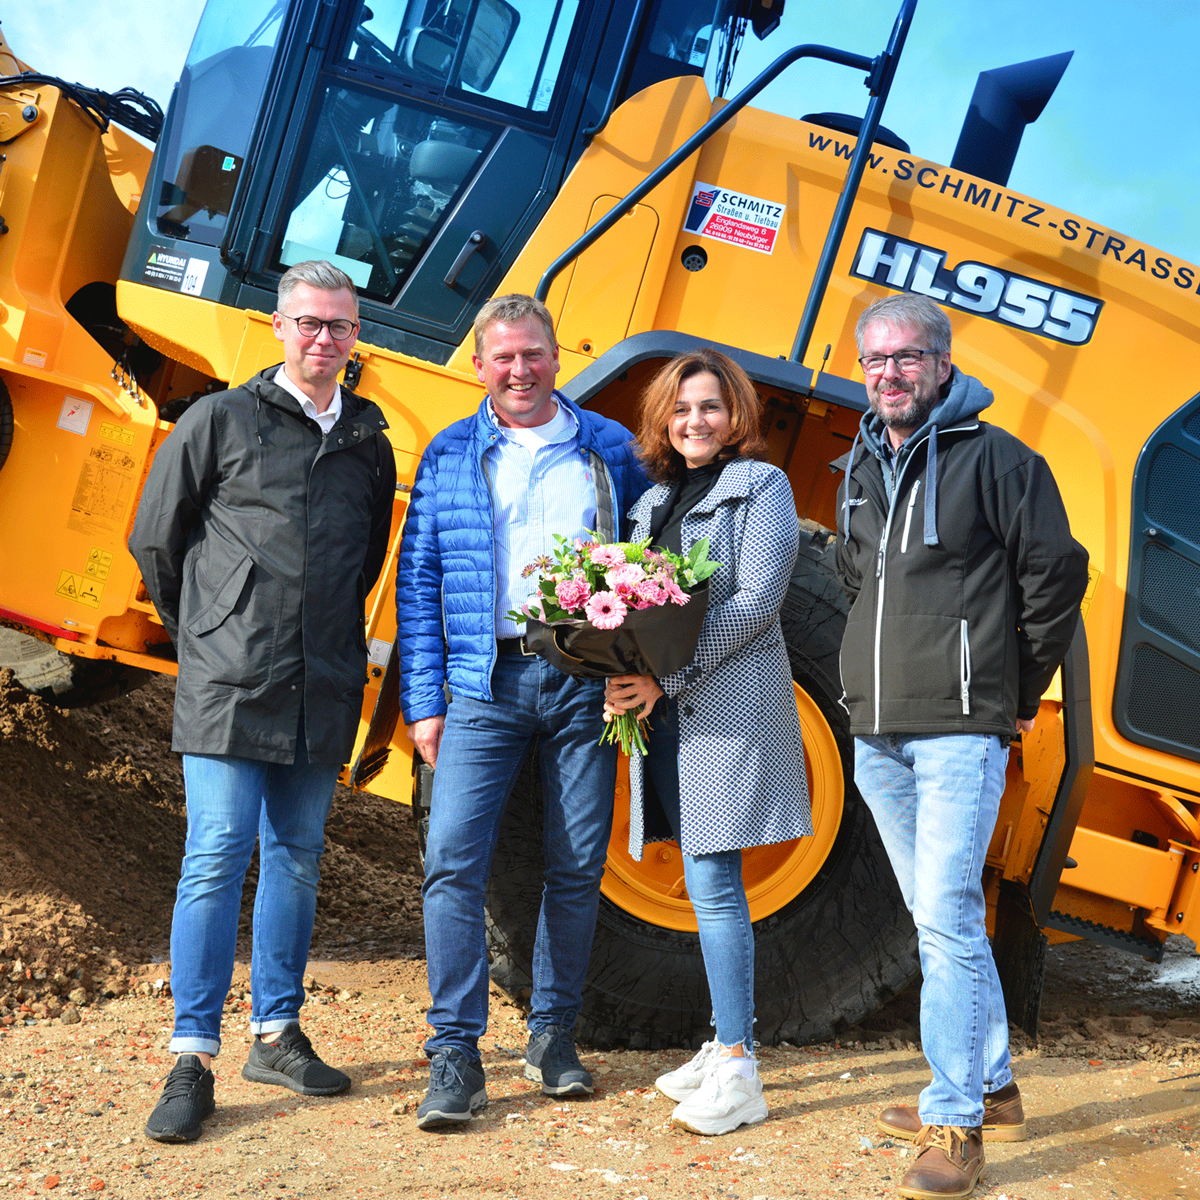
[672,1095,768,1136]
[416,1088,487,1129]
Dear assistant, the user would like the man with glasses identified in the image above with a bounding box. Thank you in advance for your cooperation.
[835,294,1088,1199]
[131,261,396,1142]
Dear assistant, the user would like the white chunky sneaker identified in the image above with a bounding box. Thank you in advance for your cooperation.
[655,1039,723,1101]
[670,1059,768,1136]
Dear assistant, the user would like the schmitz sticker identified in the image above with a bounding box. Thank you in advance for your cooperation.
[851,229,1103,345]
[683,182,784,255]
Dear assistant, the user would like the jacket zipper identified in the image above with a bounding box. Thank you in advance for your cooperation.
[960,619,972,715]
[482,434,500,670]
[864,423,976,734]
[900,480,921,554]
[871,481,900,734]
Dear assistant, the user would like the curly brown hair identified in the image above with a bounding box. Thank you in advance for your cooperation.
[636,348,768,484]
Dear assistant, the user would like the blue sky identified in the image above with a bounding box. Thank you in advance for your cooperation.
[5,0,1197,265]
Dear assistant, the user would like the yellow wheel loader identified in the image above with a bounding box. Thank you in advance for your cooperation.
[2,0,1198,1046]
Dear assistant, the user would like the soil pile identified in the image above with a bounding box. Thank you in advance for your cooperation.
[0,670,424,1024]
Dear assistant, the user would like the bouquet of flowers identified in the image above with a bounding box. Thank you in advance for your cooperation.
[508,533,720,755]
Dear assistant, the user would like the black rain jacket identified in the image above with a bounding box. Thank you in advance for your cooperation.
[129,366,396,763]
[834,366,1089,738]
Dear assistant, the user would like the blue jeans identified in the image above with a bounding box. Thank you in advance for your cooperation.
[646,699,755,1053]
[169,738,340,1056]
[855,733,1013,1126]
[421,654,617,1059]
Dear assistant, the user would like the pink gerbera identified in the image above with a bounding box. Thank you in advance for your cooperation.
[589,545,627,569]
[663,578,690,606]
[585,590,627,630]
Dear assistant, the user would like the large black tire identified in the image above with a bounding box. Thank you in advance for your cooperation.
[485,523,918,1048]
[0,628,150,707]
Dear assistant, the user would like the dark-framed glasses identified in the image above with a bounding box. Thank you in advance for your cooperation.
[281,314,359,341]
[858,348,936,374]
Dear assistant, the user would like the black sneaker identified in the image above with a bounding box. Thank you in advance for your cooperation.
[416,1049,487,1130]
[241,1023,351,1096]
[523,1025,593,1096]
[145,1054,215,1143]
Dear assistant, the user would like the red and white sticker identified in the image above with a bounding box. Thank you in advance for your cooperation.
[682,181,784,255]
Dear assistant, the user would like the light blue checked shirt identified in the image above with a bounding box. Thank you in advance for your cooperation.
[484,394,596,639]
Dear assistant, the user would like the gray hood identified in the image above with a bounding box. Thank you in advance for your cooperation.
[845,366,995,548]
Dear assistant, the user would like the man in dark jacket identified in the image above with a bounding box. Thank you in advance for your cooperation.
[835,294,1088,1199]
[129,261,396,1143]
[395,294,646,1130]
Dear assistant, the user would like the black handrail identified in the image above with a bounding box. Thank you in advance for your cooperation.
[790,0,917,362]
[534,41,875,303]
[581,0,650,139]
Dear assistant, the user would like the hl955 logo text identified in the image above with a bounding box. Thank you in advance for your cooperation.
[851,230,1102,345]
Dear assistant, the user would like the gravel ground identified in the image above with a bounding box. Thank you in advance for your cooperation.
[3,946,1200,1199]
[4,672,1200,1198]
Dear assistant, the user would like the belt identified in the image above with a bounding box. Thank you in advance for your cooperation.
[496,637,533,656]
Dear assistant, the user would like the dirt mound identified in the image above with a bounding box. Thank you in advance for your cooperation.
[0,669,424,1024]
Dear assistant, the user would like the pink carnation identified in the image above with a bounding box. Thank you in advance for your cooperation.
[555,576,591,612]
[633,580,668,608]
[585,590,627,630]
[589,545,627,569]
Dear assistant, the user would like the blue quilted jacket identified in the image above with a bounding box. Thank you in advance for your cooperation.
[396,392,646,724]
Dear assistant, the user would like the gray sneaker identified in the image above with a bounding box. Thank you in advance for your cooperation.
[417,1049,487,1130]
[241,1023,351,1095]
[523,1025,593,1096]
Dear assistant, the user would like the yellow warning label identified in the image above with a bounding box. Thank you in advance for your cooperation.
[84,547,114,581]
[99,421,135,446]
[56,570,102,608]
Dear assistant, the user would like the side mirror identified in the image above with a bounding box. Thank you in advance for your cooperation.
[403,27,457,79]
[460,0,520,92]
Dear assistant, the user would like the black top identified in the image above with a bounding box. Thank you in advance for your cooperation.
[648,459,727,554]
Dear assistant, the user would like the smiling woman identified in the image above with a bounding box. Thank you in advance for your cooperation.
[669,372,732,470]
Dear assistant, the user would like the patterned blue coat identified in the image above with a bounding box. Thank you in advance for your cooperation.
[627,459,812,858]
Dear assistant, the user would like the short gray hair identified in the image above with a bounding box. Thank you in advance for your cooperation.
[277,261,359,319]
[855,293,952,355]
[473,294,556,357]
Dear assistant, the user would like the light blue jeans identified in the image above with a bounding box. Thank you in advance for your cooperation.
[169,737,340,1056]
[421,654,617,1060]
[646,698,755,1053]
[855,733,1013,1127]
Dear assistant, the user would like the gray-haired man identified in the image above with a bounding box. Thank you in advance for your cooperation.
[836,293,1088,1199]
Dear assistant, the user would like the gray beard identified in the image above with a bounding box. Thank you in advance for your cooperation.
[871,390,938,431]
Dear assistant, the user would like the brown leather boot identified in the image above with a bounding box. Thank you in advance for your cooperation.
[878,1081,1026,1142]
[897,1124,984,1199]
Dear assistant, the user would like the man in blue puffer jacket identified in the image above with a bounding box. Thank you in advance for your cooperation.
[395,294,646,1130]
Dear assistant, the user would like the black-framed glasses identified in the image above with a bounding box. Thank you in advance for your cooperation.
[858,348,937,374]
[280,314,359,341]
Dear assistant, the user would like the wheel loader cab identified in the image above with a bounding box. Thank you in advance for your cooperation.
[121,0,738,364]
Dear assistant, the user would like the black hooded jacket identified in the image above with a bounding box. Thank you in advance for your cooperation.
[130,366,396,764]
[834,366,1089,738]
